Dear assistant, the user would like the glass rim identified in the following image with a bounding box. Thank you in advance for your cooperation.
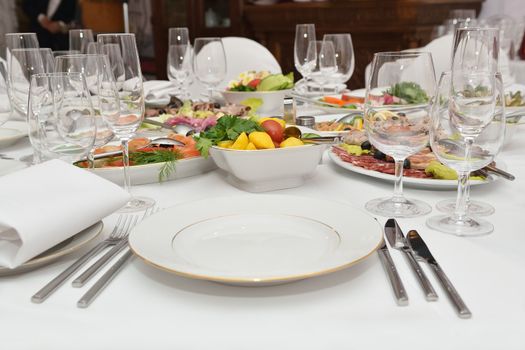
[69,29,93,33]
[194,37,222,41]
[373,51,432,57]
[10,48,45,52]
[455,26,499,32]
[5,32,37,37]
[31,72,84,78]
[55,53,105,58]
[97,33,135,38]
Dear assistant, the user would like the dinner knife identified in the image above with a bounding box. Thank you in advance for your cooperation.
[407,230,472,319]
[377,239,409,306]
[142,118,194,136]
[385,219,438,301]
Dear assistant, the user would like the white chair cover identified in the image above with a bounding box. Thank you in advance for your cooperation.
[189,37,282,100]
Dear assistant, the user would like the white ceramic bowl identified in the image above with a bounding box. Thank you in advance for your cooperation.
[220,89,290,115]
[209,144,326,192]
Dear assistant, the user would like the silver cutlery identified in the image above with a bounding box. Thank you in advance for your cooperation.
[31,215,136,303]
[77,207,160,308]
[71,208,153,287]
[407,229,472,319]
[385,219,438,301]
[377,237,408,306]
[142,118,195,136]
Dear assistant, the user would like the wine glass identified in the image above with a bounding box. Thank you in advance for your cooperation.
[0,61,11,126]
[323,34,355,92]
[308,40,337,94]
[98,33,154,212]
[53,50,81,58]
[294,24,316,93]
[54,54,118,165]
[101,43,125,90]
[192,37,226,102]
[168,27,190,46]
[364,51,436,217]
[8,48,46,116]
[69,29,95,54]
[39,48,55,73]
[27,72,97,163]
[86,42,103,55]
[167,44,192,99]
[5,32,39,66]
[427,71,505,236]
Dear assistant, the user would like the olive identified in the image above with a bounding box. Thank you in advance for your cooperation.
[403,159,411,169]
[398,112,406,117]
[361,140,372,150]
[374,150,386,160]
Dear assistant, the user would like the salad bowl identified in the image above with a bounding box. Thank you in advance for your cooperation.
[209,143,326,192]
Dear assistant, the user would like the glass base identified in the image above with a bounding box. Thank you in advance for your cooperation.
[426,214,493,236]
[118,196,155,213]
[436,199,495,216]
[365,196,432,218]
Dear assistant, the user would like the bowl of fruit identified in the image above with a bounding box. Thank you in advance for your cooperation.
[221,71,294,115]
[196,115,325,192]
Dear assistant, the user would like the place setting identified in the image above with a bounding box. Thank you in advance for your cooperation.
[0,4,524,348]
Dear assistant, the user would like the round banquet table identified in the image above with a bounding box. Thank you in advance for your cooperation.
[0,113,524,350]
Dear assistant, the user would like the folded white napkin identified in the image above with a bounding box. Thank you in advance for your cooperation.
[0,159,131,268]
[143,80,177,105]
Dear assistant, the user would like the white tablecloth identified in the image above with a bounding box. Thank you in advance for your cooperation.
[0,122,524,349]
[510,60,525,84]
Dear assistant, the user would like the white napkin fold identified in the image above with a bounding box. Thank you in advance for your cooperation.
[0,159,131,268]
[143,80,176,105]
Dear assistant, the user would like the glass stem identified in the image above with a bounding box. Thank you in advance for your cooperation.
[121,138,131,194]
[87,150,95,169]
[207,87,213,102]
[393,159,406,204]
[453,137,474,222]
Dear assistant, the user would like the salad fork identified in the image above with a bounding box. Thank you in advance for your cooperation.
[77,207,160,308]
[31,214,136,303]
[71,208,153,287]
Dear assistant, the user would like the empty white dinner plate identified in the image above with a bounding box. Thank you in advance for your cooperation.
[129,194,382,286]
[0,159,27,176]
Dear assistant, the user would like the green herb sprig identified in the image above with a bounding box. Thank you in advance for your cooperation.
[130,149,182,182]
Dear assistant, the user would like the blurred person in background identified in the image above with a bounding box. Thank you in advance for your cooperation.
[22,0,78,50]
[0,0,19,58]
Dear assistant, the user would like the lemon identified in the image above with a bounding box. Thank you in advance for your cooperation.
[245,142,257,150]
[231,132,249,150]
[248,131,275,149]
[280,137,304,148]
[217,140,234,148]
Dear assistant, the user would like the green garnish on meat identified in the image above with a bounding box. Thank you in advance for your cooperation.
[386,82,429,104]
[195,115,263,157]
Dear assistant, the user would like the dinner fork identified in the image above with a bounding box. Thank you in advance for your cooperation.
[71,208,153,287]
[77,207,160,308]
[31,214,136,303]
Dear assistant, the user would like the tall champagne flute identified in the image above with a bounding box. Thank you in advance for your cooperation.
[39,48,55,73]
[102,43,125,90]
[69,29,95,54]
[98,33,154,212]
[5,32,39,67]
[55,54,118,165]
[323,34,355,92]
[192,37,226,102]
[427,71,505,236]
[167,44,192,99]
[364,52,436,217]
[294,24,316,93]
[27,72,96,163]
[8,48,46,116]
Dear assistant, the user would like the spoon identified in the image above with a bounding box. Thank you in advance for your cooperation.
[92,137,185,161]
[283,126,345,144]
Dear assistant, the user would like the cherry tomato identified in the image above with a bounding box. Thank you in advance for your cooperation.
[261,120,284,143]
[247,79,261,89]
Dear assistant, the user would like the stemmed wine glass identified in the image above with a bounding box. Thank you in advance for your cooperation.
[8,48,46,116]
[427,71,505,236]
[0,61,11,126]
[27,72,97,163]
[5,32,39,66]
[39,48,55,73]
[101,43,125,90]
[192,37,226,102]
[323,34,355,93]
[294,24,316,94]
[54,54,118,166]
[167,27,192,99]
[308,40,337,94]
[98,33,154,212]
[364,51,436,217]
[69,29,95,54]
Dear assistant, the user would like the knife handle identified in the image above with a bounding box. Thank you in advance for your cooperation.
[377,248,408,306]
[402,249,438,301]
[484,164,515,181]
[430,263,472,319]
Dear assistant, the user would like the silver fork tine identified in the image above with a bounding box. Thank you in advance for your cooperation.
[77,207,161,308]
[31,214,130,303]
[72,209,150,288]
